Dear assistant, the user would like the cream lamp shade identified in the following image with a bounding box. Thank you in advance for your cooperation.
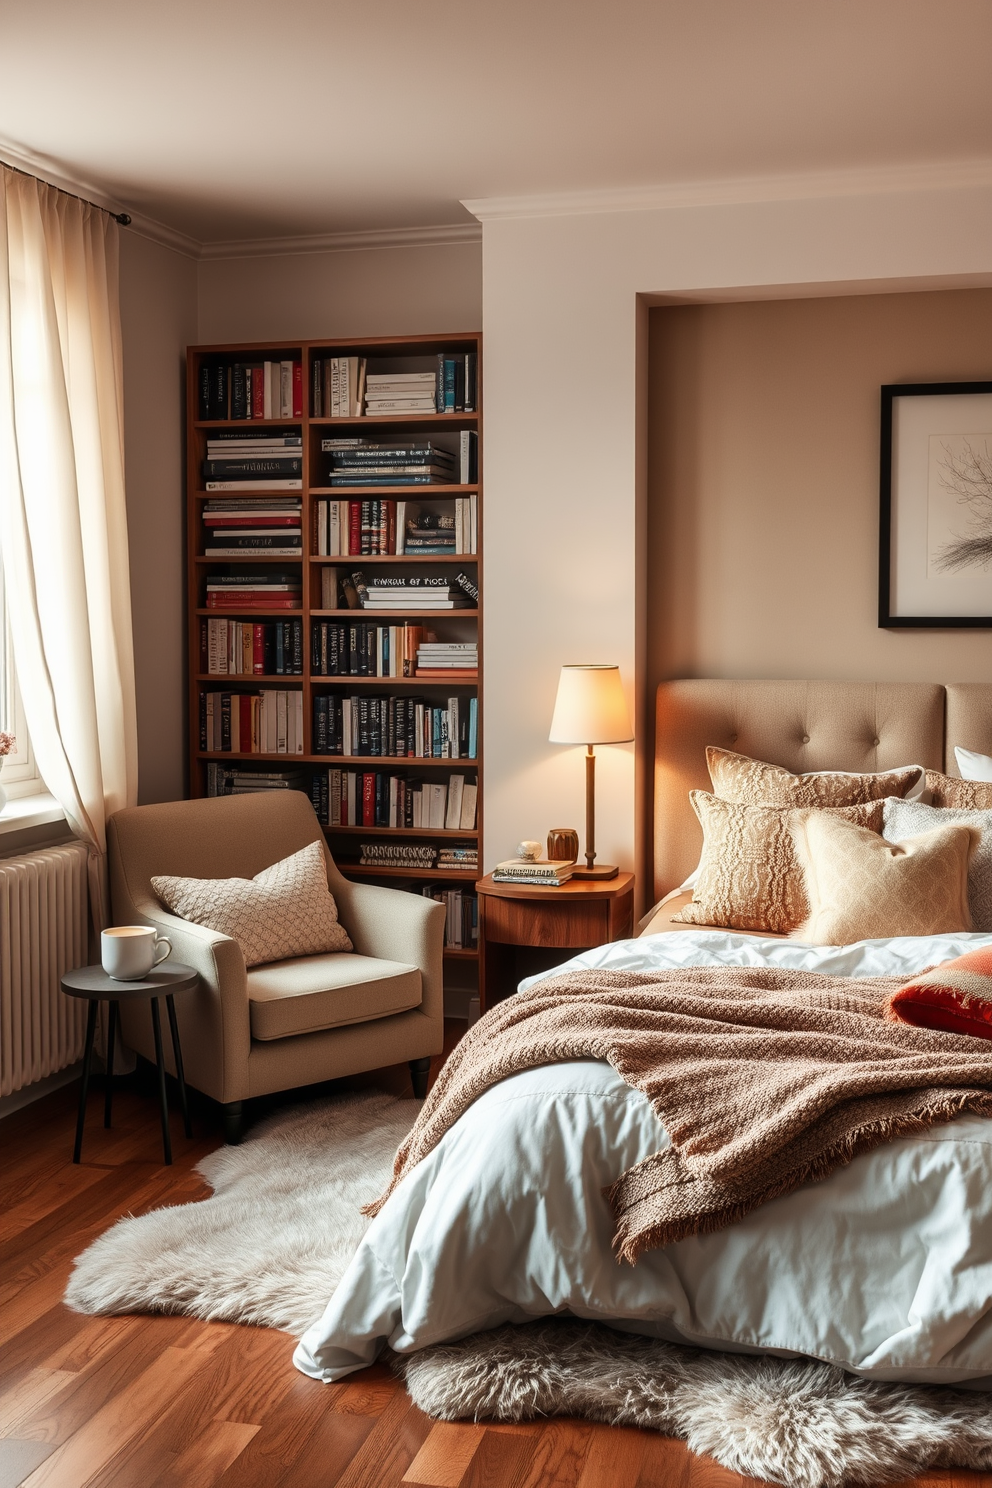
[548,665,633,746]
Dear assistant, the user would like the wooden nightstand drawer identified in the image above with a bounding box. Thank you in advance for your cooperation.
[483,894,608,949]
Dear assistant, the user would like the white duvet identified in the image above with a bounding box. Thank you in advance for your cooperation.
[295,930,992,1386]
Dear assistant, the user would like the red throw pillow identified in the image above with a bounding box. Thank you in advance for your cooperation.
[887,945,992,1040]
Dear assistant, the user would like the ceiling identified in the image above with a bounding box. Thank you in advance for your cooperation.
[2,0,991,247]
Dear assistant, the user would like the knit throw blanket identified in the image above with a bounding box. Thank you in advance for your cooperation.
[368,966,992,1262]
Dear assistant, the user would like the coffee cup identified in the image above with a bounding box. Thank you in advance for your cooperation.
[101,926,171,981]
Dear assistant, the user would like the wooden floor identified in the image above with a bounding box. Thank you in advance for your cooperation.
[1,1032,989,1488]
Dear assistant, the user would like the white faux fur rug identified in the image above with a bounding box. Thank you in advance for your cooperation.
[65,1090,992,1488]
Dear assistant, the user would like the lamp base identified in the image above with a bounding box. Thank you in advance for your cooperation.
[571,863,619,881]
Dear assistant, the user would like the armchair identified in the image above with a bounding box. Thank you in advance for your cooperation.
[108,791,445,1141]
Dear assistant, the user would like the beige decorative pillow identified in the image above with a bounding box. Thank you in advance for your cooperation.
[926,770,992,810]
[707,748,924,809]
[152,840,352,968]
[671,795,884,934]
[790,814,977,946]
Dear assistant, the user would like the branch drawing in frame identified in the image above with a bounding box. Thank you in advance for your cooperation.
[880,380,992,628]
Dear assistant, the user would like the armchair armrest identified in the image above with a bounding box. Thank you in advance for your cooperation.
[331,879,445,1022]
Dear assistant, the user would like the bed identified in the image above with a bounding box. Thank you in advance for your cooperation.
[294,679,992,1387]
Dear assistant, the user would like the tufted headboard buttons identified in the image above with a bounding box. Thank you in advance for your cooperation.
[653,678,947,899]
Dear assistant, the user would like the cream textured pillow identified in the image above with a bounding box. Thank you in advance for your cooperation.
[884,798,992,933]
[925,770,992,810]
[791,814,977,946]
[671,795,884,934]
[152,840,352,968]
[707,748,924,809]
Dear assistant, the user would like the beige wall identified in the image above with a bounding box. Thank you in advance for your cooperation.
[197,241,482,343]
[647,289,992,691]
[119,230,198,805]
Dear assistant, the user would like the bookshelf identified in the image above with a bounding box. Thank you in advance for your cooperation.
[185,333,482,970]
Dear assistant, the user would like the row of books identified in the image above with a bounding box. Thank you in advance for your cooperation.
[198,365,303,422]
[202,498,303,556]
[312,621,423,678]
[199,618,304,676]
[199,690,305,755]
[421,887,479,949]
[204,574,302,611]
[355,842,439,867]
[311,357,477,417]
[310,769,478,830]
[204,765,305,796]
[313,498,477,556]
[313,694,478,760]
[321,435,477,485]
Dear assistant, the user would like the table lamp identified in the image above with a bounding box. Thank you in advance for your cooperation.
[549,664,633,879]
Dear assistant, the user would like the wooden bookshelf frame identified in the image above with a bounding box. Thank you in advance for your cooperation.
[185,333,482,964]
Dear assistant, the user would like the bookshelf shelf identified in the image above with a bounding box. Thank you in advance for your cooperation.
[188,332,482,973]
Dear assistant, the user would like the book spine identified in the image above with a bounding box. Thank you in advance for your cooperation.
[443,358,456,413]
[231,364,247,420]
[251,366,264,420]
[214,364,228,419]
[199,363,211,420]
[293,361,303,418]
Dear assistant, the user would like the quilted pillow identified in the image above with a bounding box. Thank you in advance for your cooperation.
[887,945,992,1040]
[707,748,925,809]
[790,814,977,945]
[671,795,884,934]
[925,770,992,810]
[884,798,992,933]
[151,840,352,967]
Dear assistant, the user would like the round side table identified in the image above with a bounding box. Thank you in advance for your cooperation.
[61,962,198,1165]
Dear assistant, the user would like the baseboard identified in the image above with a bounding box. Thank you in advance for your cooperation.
[0,1062,83,1121]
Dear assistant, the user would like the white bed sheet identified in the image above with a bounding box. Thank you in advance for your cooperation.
[295,930,992,1386]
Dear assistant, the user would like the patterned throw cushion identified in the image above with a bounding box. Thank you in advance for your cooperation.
[791,815,977,946]
[672,795,885,934]
[152,840,352,968]
[925,770,992,810]
[884,798,992,933]
[887,945,992,1040]
[707,748,925,809]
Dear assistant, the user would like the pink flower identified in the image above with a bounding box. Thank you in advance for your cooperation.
[0,732,15,757]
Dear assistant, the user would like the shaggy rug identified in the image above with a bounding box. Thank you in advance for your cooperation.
[65,1090,992,1488]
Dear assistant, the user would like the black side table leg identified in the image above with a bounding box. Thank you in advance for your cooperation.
[104,1000,118,1129]
[150,996,173,1165]
[73,999,99,1164]
[165,994,192,1139]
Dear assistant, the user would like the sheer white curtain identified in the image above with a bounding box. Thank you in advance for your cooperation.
[0,166,138,928]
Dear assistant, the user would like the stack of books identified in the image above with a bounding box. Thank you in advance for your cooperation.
[203,433,303,493]
[416,643,478,679]
[203,497,302,557]
[313,694,478,759]
[405,511,455,554]
[437,845,479,872]
[199,366,302,421]
[361,582,473,612]
[322,438,455,485]
[205,765,306,796]
[364,373,437,416]
[492,858,575,886]
[354,843,438,870]
[205,574,302,611]
[313,500,476,557]
[200,617,303,675]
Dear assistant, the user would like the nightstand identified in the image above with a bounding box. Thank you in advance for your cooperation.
[475,871,634,1011]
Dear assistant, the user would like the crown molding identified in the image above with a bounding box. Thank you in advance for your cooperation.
[198,221,481,260]
[462,157,992,222]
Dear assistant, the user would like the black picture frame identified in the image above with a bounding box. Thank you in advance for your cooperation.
[879,380,992,628]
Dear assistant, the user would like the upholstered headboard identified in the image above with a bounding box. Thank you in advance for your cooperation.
[653,679,992,900]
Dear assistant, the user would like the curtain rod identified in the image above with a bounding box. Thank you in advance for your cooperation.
[2,159,131,226]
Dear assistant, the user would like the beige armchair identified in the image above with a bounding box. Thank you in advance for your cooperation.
[108,791,445,1141]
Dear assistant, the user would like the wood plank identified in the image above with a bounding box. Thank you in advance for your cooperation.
[508,1421,595,1488]
[157,1420,260,1488]
[212,1380,374,1488]
[332,1391,432,1488]
[574,1425,648,1488]
[458,1424,538,1488]
[634,1435,692,1488]
[402,1422,486,1485]
[0,1370,77,1438]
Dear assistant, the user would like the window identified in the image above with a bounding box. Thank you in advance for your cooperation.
[0,568,42,796]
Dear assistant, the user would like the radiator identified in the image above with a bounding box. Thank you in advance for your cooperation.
[0,841,90,1097]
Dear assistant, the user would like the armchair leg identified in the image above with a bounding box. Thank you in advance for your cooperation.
[409,1058,431,1099]
[222,1101,245,1144]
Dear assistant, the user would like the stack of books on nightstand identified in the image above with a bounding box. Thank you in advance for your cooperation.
[491,858,574,886]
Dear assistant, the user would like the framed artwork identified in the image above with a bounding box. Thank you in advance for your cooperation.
[879,380,992,628]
